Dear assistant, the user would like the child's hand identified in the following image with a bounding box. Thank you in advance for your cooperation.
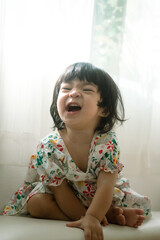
[101,216,109,226]
[66,214,104,240]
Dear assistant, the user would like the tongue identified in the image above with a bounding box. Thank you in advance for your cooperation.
[68,106,81,112]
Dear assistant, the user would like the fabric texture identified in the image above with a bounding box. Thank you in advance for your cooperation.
[3,130,151,216]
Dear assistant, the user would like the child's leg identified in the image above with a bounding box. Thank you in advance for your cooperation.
[27,193,70,220]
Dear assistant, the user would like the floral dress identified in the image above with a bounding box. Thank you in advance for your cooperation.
[3,130,151,217]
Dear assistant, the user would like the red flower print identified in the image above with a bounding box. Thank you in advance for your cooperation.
[15,188,23,196]
[100,164,108,172]
[40,175,46,182]
[52,176,61,185]
[57,144,63,151]
[99,150,103,154]
[83,187,95,198]
[41,144,44,149]
[107,141,114,151]
[85,182,92,191]
[15,188,23,200]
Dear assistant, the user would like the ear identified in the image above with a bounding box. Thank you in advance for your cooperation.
[98,108,109,118]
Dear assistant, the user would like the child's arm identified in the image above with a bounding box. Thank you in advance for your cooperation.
[49,179,87,220]
[66,170,118,240]
[86,170,118,221]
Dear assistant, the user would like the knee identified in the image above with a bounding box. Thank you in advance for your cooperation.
[27,194,53,218]
[27,194,42,218]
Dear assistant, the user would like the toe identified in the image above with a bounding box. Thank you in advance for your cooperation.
[135,215,145,227]
[135,209,144,215]
[136,220,142,226]
[117,215,126,226]
[113,206,123,215]
[134,224,138,228]
[138,215,145,222]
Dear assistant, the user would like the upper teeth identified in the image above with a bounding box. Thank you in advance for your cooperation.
[68,103,80,108]
[69,103,79,106]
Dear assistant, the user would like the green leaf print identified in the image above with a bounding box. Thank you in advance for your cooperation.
[37,155,43,166]
[105,152,109,158]
[48,143,53,150]
[92,156,97,163]
[48,152,51,157]
[112,138,117,146]
[48,135,53,138]
[146,209,150,215]
[52,148,56,153]
[17,195,21,200]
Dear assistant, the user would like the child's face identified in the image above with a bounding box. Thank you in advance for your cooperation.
[57,78,105,131]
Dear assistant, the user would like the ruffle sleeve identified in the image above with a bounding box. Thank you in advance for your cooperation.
[31,137,67,187]
[94,132,124,176]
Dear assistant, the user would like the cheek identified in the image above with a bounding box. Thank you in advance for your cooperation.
[56,96,62,114]
[57,94,65,115]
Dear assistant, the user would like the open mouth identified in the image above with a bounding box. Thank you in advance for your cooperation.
[67,104,81,112]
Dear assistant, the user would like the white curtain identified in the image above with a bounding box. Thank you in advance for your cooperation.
[117,0,160,177]
[90,0,160,180]
[0,0,94,165]
[0,0,160,183]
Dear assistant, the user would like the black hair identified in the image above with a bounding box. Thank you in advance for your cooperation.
[50,62,125,133]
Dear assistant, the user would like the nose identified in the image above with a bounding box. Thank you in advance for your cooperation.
[69,89,81,98]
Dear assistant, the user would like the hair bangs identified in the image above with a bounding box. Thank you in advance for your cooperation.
[61,62,99,86]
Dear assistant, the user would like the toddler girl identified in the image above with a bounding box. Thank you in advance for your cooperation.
[3,62,151,240]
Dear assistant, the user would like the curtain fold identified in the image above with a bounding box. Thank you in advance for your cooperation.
[90,0,160,176]
[90,0,127,76]
[117,0,160,176]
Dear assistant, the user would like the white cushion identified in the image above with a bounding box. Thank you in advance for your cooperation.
[0,165,160,240]
[0,212,160,240]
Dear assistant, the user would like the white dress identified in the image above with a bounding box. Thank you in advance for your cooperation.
[3,130,151,217]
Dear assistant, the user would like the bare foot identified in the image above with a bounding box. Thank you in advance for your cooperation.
[106,206,126,226]
[123,208,145,228]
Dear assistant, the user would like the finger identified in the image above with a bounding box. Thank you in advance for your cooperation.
[91,231,103,240]
[101,230,104,240]
[98,230,104,240]
[84,228,91,240]
[66,220,82,229]
[101,217,109,226]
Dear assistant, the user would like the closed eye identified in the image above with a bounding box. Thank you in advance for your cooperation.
[83,88,95,92]
[61,87,71,92]
[83,89,93,92]
[83,83,97,92]
[62,88,71,90]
